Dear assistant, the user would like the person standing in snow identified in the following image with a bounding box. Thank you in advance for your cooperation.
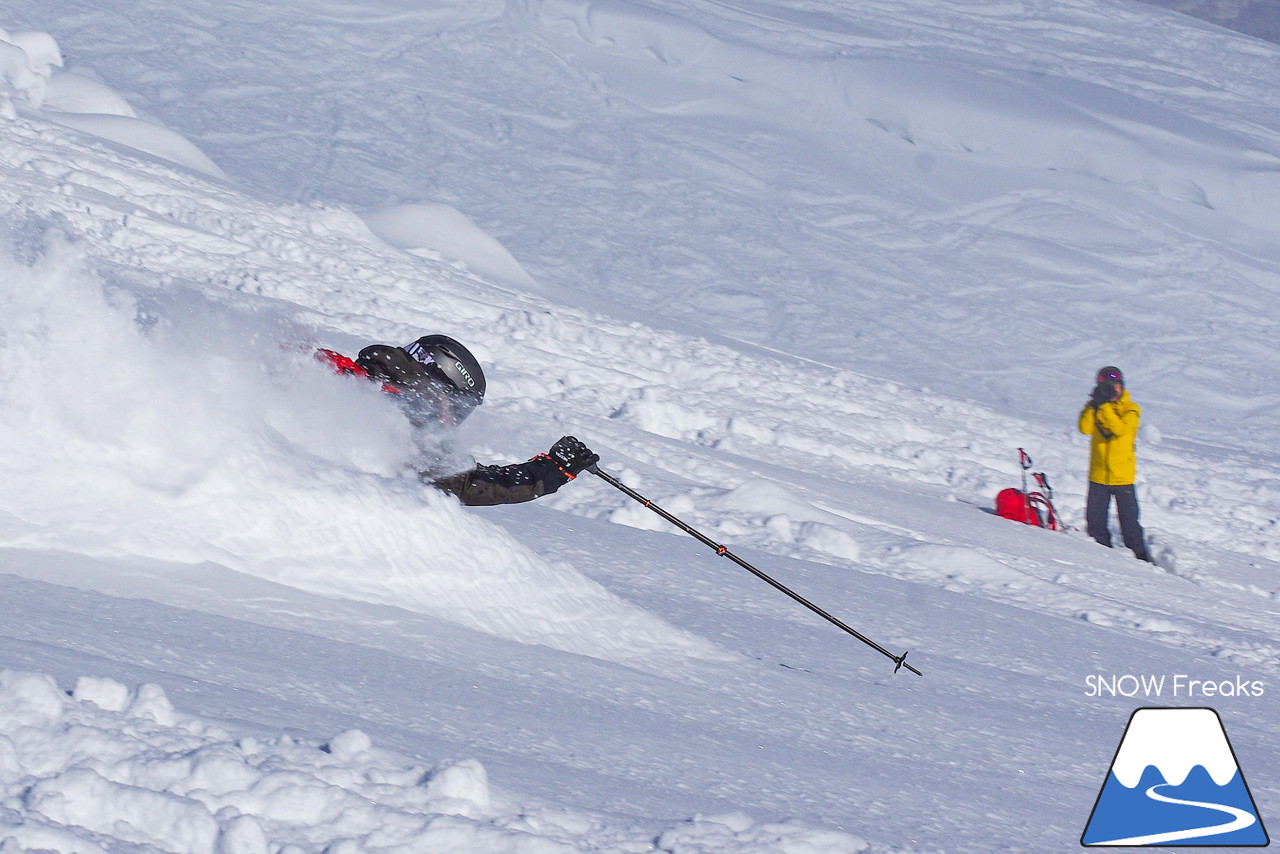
[1078,366,1152,563]
[317,334,599,506]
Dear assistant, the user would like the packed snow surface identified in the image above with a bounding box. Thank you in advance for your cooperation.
[1,1,1279,852]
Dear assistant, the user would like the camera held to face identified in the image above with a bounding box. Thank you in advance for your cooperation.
[1091,380,1121,406]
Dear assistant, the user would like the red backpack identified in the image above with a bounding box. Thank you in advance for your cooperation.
[995,487,1059,529]
[994,449,1062,530]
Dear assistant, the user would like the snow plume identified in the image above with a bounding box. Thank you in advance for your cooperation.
[1,670,867,854]
[0,220,722,668]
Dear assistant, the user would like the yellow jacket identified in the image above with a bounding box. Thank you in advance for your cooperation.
[1078,390,1140,485]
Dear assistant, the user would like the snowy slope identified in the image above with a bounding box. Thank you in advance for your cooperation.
[2,1,1279,853]
[10,0,1280,445]
[1135,0,1280,45]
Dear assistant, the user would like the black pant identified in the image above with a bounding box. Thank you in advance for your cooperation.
[1086,482,1151,562]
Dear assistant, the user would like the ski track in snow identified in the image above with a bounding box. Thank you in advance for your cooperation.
[1,2,1280,852]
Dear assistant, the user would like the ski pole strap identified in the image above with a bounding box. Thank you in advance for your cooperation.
[587,465,922,676]
[1018,448,1032,470]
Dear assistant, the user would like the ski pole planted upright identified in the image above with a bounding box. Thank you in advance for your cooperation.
[1019,447,1033,494]
[588,464,922,676]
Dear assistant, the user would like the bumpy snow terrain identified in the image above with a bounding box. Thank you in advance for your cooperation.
[1,1,1278,852]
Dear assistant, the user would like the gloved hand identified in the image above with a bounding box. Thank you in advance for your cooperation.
[548,435,599,477]
[1090,381,1120,407]
[357,344,429,390]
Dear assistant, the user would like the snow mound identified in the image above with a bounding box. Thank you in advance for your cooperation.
[1,24,225,178]
[0,30,52,116]
[0,670,869,854]
[42,112,228,180]
[43,71,137,117]
[358,203,540,292]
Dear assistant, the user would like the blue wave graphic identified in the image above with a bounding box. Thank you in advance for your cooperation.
[1083,764,1269,846]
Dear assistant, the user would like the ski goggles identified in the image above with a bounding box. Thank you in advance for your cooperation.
[1096,366,1123,384]
[400,381,482,427]
[417,372,483,425]
[439,386,483,425]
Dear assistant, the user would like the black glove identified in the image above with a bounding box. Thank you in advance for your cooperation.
[356,344,429,390]
[548,435,599,477]
[1090,381,1119,407]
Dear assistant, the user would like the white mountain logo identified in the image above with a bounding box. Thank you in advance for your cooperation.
[1082,707,1269,847]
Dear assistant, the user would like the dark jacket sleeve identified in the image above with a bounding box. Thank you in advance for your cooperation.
[429,456,572,506]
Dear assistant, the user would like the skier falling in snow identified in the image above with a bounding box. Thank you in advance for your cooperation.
[317,334,599,506]
[316,338,926,675]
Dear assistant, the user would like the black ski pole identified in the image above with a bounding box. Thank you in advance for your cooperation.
[588,464,922,676]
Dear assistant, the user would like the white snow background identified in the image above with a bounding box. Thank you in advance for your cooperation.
[1,0,1278,852]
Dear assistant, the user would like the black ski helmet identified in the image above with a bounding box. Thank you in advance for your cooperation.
[404,334,487,401]
[1096,365,1123,385]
